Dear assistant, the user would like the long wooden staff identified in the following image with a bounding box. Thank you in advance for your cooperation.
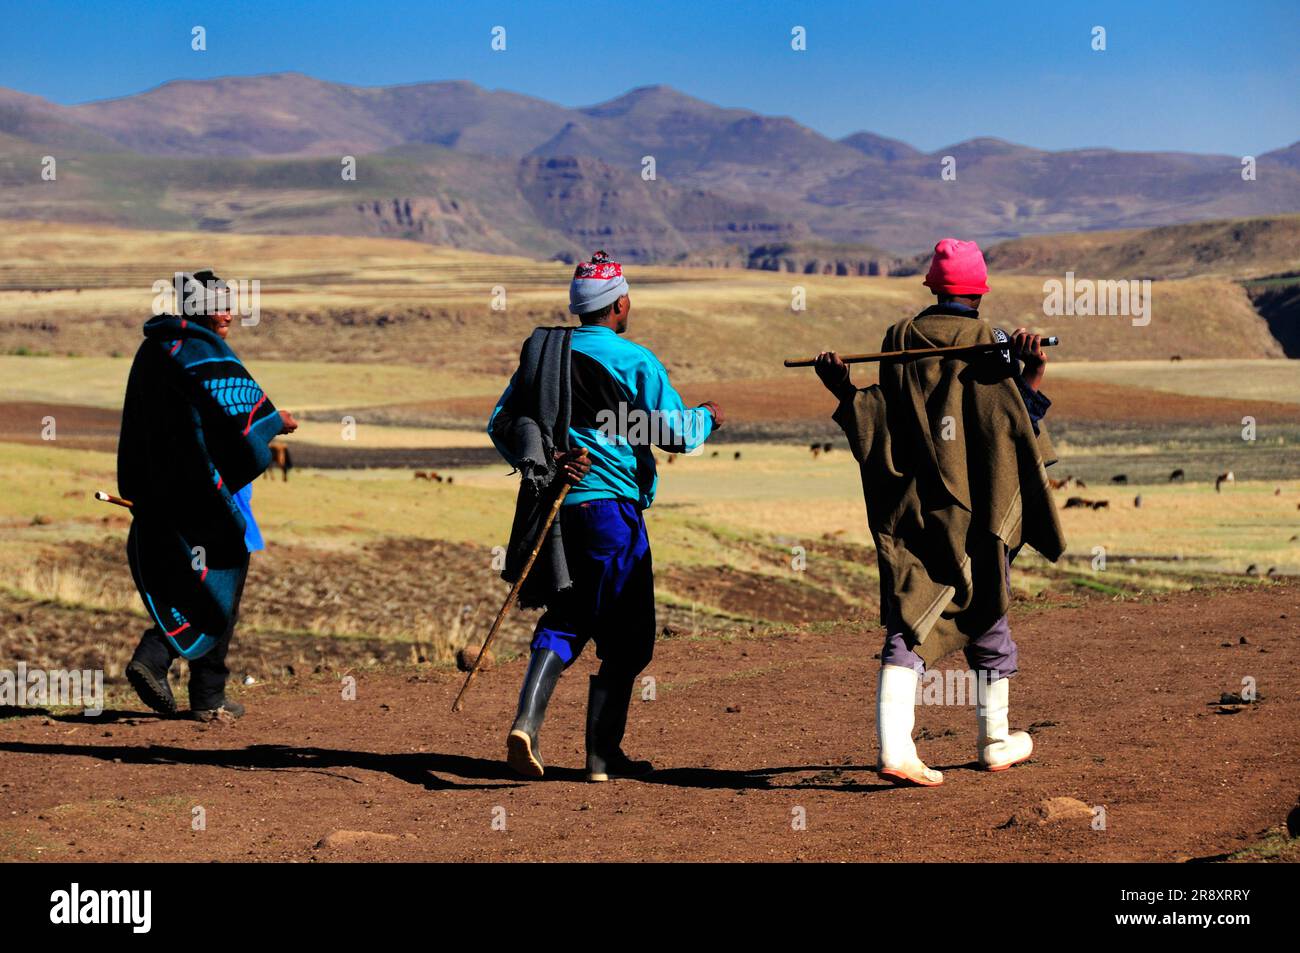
[784,337,1059,368]
[94,490,134,509]
[451,454,584,713]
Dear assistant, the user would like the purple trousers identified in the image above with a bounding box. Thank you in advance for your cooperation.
[881,613,1018,679]
[881,551,1019,679]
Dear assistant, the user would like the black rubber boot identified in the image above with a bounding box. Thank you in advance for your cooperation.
[126,627,177,716]
[506,649,565,778]
[586,672,653,782]
[189,615,237,719]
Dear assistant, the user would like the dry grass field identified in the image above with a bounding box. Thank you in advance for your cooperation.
[1,223,1297,864]
[1,226,1296,665]
[0,222,1286,375]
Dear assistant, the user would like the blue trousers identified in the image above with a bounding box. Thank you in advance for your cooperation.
[531,499,656,677]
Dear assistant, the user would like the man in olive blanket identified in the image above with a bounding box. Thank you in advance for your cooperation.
[815,239,1066,786]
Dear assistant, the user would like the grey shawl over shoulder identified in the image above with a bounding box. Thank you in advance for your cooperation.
[491,326,574,608]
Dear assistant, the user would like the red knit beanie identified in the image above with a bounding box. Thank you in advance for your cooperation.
[923,238,990,295]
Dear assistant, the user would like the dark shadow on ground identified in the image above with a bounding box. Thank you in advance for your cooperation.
[0,740,927,793]
[642,764,898,793]
[0,741,523,791]
[0,707,169,724]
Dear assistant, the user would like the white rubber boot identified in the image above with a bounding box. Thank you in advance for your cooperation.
[976,674,1033,771]
[876,665,943,787]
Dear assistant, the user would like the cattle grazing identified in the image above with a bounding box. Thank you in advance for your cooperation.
[734,451,742,461]
[264,444,292,481]
[414,471,444,483]
[1215,471,1235,493]
[1170,355,1182,362]
[1110,474,1128,485]
[1134,495,1142,508]
[1168,468,1184,482]
[1064,497,1109,510]
[822,442,833,453]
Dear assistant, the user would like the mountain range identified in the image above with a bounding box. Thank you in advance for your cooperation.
[2,72,1298,262]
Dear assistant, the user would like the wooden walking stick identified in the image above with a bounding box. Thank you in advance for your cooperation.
[451,451,585,713]
[784,337,1059,367]
[93,490,134,509]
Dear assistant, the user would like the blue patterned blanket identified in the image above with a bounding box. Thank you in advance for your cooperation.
[117,315,280,659]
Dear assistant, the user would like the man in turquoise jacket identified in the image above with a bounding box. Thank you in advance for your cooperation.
[489,251,723,781]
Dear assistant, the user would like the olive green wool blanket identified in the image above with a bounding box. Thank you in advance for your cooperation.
[833,311,1067,666]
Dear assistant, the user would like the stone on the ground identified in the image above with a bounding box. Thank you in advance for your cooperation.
[315,830,400,849]
[1008,797,1094,827]
[456,645,494,672]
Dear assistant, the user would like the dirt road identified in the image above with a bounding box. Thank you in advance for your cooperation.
[1,583,1296,862]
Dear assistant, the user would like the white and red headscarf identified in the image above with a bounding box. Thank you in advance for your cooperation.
[568,250,629,315]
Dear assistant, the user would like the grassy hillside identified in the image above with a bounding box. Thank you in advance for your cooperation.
[0,146,571,258]
[985,214,1300,280]
[7,75,1300,257]
[0,223,1286,371]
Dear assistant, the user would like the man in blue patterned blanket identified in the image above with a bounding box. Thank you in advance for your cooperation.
[118,270,297,721]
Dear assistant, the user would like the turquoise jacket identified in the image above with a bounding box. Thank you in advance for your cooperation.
[489,325,714,508]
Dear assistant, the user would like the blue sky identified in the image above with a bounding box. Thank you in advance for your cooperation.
[2,0,1297,154]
